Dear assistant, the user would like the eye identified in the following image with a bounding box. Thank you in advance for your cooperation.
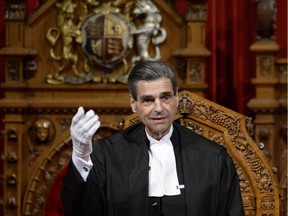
[161,95,172,103]
[141,97,154,106]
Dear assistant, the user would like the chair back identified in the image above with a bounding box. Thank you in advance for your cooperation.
[124,90,280,216]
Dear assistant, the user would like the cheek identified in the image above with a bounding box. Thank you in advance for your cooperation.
[136,106,152,118]
[168,102,178,115]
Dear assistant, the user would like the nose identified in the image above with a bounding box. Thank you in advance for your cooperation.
[154,99,164,112]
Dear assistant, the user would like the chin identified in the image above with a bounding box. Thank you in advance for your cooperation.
[152,127,168,135]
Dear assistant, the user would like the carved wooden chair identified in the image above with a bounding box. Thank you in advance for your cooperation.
[123,90,280,216]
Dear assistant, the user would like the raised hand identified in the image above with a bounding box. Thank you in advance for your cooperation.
[70,107,100,160]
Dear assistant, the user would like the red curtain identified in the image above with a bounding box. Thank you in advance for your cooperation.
[206,0,257,115]
[175,0,287,115]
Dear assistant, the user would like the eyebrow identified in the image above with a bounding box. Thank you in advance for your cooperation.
[139,91,173,100]
[139,95,154,101]
[161,91,173,96]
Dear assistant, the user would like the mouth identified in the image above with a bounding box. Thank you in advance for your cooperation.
[150,116,166,124]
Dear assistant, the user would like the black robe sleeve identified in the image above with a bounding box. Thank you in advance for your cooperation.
[216,149,245,216]
[60,159,106,216]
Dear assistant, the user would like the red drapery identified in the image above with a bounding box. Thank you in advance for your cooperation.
[175,0,287,115]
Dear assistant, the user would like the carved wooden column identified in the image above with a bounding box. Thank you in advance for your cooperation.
[248,38,280,169]
[0,1,37,215]
[275,58,287,216]
[247,0,286,215]
[173,1,210,97]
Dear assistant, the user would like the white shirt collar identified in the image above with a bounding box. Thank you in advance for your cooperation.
[145,125,181,197]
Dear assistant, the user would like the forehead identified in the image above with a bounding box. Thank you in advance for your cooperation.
[135,78,173,97]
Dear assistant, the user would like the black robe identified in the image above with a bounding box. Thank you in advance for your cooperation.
[61,122,244,216]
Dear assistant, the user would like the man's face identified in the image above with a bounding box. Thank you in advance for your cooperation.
[130,78,178,140]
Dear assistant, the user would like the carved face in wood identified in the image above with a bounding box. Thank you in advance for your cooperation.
[30,118,55,145]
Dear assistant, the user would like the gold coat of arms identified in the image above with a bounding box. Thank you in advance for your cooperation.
[46,0,167,84]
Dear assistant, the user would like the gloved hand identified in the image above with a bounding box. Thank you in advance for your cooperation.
[70,107,100,160]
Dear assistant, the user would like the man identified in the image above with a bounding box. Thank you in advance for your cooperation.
[61,60,244,216]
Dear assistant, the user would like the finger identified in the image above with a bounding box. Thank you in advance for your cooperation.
[78,110,97,127]
[82,114,99,134]
[86,119,101,137]
[71,107,85,125]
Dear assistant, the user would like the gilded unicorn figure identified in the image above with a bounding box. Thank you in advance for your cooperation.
[131,0,167,65]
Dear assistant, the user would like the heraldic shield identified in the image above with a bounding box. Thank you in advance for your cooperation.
[81,12,133,69]
[45,0,166,84]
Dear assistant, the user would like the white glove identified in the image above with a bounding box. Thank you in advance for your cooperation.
[70,107,100,160]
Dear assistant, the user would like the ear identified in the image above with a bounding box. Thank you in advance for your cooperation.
[175,91,179,107]
[130,95,137,113]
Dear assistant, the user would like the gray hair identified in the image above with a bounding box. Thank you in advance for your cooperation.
[128,60,178,100]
